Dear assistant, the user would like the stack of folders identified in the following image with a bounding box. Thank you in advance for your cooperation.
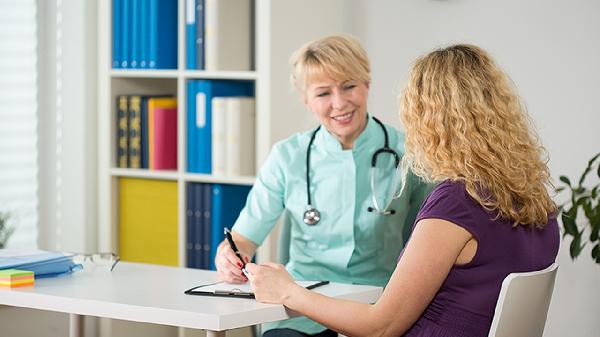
[0,249,81,278]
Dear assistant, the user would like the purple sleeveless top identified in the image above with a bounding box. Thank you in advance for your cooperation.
[402,180,559,337]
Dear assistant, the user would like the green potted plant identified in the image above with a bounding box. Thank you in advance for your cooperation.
[0,212,14,249]
[556,153,600,264]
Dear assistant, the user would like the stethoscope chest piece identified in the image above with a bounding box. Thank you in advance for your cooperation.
[303,205,321,225]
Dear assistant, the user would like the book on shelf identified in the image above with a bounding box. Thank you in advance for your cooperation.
[187,80,254,174]
[186,184,195,268]
[201,184,212,269]
[117,95,129,168]
[204,0,252,71]
[130,0,140,68]
[112,0,121,68]
[128,95,142,168]
[147,97,177,170]
[139,0,149,68]
[226,97,255,176]
[211,97,228,175]
[140,96,150,168]
[153,106,177,170]
[119,178,178,266]
[211,96,256,176]
[185,0,196,69]
[195,0,205,69]
[188,183,205,269]
[149,0,177,69]
[119,0,130,68]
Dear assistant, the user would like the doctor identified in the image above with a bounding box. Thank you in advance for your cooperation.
[214,34,431,337]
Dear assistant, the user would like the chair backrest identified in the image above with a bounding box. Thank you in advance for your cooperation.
[277,210,292,264]
[488,263,558,337]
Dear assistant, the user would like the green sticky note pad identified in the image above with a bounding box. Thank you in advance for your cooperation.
[0,269,35,278]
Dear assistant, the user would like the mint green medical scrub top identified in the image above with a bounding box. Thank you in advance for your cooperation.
[233,115,432,334]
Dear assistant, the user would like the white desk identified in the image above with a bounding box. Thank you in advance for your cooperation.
[0,262,382,337]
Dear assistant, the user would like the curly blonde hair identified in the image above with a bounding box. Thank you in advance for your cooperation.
[400,44,556,227]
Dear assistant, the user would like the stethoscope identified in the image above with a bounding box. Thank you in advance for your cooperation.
[303,117,401,226]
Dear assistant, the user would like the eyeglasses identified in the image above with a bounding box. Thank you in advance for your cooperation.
[72,252,120,271]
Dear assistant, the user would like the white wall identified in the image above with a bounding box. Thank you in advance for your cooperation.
[344,0,600,336]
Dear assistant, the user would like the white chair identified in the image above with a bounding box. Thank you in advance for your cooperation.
[488,263,559,337]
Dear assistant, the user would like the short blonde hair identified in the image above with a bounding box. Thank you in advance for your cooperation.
[290,34,370,91]
[400,44,556,227]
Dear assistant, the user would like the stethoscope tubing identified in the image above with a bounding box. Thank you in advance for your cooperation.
[303,116,400,225]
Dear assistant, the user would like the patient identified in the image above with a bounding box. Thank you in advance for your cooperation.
[245,44,560,337]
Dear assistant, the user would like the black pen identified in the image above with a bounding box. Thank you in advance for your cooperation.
[224,227,249,277]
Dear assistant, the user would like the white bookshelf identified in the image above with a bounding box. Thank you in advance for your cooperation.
[98,4,344,334]
[97,1,345,336]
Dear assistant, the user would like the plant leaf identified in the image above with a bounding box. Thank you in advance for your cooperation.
[578,167,592,187]
[561,211,578,236]
[576,196,590,206]
[583,201,593,219]
[556,187,566,193]
[592,244,600,264]
[569,233,584,259]
[578,152,599,186]
[566,205,578,219]
[592,186,599,199]
[588,152,600,166]
[591,225,599,242]
[559,175,571,187]
[591,214,600,242]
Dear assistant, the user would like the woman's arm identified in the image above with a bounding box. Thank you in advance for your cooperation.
[247,218,473,337]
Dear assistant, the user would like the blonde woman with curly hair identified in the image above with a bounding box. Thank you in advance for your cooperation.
[246,44,559,337]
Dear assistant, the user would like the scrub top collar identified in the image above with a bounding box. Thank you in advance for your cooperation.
[316,114,382,154]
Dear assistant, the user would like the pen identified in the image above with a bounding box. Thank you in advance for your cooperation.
[306,280,329,290]
[224,227,249,278]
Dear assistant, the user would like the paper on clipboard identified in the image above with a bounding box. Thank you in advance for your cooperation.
[184,280,329,298]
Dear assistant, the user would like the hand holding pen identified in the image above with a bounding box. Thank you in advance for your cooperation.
[215,228,252,283]
[224,228,249,277]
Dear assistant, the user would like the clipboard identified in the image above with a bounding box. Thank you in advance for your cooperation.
[184,280,329,299]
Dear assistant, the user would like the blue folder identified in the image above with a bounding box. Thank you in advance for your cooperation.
[120,0,130,68]
[112,0,121,68]
[139,0,149,68]
[0,250,81,278]
[186,0,196,69]
[186,183,195,268]
[210,184,252,270]
[149,0,177,69]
